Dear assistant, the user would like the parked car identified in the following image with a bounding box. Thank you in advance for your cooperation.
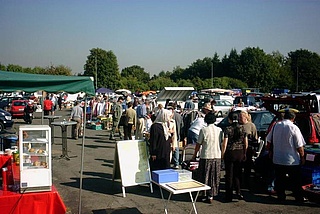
[216,110,275,139]
[214,100,233,118]
[10,100,28,118]
[0,96,27,111]
[233,96,257,107]
[0,109,14,131]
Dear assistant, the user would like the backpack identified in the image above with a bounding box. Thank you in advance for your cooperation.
[136,104,143,117]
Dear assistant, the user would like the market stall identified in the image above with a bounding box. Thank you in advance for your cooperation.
[0,70,95,213]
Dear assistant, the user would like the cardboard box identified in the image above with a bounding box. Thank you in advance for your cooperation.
[152,169,179,183]
[176,169,192,181]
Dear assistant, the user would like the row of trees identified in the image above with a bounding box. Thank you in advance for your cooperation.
[2,47,320,93]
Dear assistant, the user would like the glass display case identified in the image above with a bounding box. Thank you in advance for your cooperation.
[18,125,51,193]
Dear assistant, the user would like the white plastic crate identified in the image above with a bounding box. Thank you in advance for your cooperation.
[176,169,192,181]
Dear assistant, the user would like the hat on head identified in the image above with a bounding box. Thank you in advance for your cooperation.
[202,103,212,111]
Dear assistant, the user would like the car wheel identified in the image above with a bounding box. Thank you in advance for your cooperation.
[217,111,223,118]
[0,122,4,132]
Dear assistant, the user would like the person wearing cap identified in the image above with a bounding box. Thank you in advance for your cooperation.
[221,111,248,202]
[109,97,124,140]
[266,110,306,202]
[69,101,83,140]
[187,103,212,145]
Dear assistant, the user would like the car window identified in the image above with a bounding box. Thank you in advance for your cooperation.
[14,101,26,106]
[261,113,274,125]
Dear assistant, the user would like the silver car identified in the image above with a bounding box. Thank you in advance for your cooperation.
[214,100,233,117]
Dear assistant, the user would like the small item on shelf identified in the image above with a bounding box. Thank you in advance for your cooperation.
[29,148,35,153]
[33,161,41,166]
[40,161,48,168]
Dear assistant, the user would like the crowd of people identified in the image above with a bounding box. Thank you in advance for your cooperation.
[71,93,307,204]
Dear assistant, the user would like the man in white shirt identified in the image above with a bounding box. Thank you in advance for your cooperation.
[266,110,306,202]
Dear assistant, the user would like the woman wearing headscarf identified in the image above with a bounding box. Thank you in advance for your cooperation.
[149,109,174,171]
[221,111,248,202]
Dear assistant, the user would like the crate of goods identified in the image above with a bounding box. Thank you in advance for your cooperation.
[176,169,192,181]
[91,124,102,130]
[152,169,179,183]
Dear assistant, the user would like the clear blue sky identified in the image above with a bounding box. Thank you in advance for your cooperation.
[1,0,319,75]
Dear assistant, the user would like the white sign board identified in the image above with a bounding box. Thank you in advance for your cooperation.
[113,140,153,197]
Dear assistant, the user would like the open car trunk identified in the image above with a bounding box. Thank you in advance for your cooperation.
[261,96,320,144]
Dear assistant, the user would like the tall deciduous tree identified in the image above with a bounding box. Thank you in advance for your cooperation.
[121,65,150,82]
[221,48,240,78]
[84,48,120,90]
[288,49,320,91]
[238,47,279,92]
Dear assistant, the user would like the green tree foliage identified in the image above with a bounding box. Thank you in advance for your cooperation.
[0,63,6,70]
[170,66,185,82]
[6,64,23,72]
[237,47,280,92]
[119,76,149,92]
[32,66,45,74]
[287,49,320,91]
[221,48,240,78]
[148,77,177,91]
[84,48,120,90]
[121,65,150,82]
[44,64,72,76]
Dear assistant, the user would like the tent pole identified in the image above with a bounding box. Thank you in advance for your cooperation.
[78,96,87,214]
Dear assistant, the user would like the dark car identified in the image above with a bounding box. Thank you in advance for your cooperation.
[216,110,275,139]
[0,96,27,111]
[0,108,14,131]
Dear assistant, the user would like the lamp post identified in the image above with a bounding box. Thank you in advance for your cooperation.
[95,55,97,89]
[296,66,298,92]
[211,61,214,88]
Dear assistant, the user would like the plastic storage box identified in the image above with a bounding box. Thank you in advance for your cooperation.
[176,169,192,181]
[152,169,179,183]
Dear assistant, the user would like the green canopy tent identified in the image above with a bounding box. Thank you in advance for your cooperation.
[0,70,94,213]
[0,70,95,95]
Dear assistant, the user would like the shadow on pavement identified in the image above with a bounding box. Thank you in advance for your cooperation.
[92,207,142,214]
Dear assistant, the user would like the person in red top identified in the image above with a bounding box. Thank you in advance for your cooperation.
[43,96,53,116]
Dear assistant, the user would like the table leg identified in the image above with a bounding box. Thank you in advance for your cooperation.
[60,126,70,160]
[189,191,199,214]
[49,119,55,144]
[159,187,172,214]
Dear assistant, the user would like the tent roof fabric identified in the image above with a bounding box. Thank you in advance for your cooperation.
[0,70,95,95]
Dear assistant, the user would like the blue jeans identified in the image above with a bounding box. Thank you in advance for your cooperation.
[173,147,179,166]
[187,130,198,144]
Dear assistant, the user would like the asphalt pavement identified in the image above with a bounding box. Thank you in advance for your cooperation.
[12,109,320,214]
